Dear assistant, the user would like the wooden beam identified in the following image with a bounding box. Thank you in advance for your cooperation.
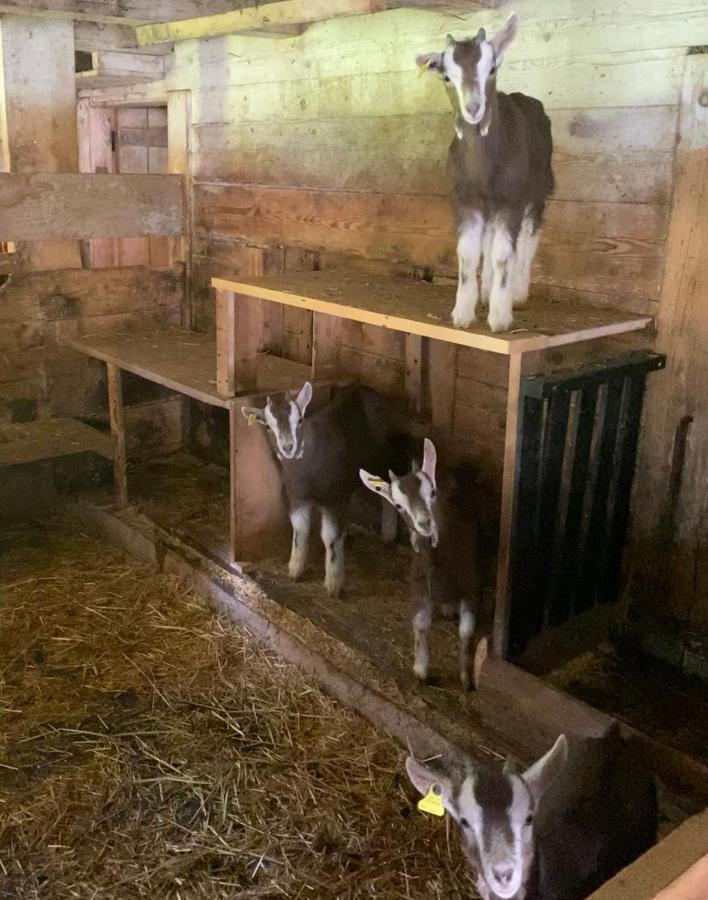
[0,1,263,25]
[76,50,165,87]
[137,0,383,45]
[74,20,148,52]
[404,333,424,415]
[0,173,183,240]
[106,363,128,509]
[216,289,237,397]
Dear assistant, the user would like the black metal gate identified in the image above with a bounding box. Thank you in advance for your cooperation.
[507,351,666,659]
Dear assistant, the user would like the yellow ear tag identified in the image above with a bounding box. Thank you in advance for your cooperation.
[418,783,445,817]
[418,58,433,78]
[247,413,257,427]
[368,478,389,489]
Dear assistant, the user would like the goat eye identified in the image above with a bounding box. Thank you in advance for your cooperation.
[395,503,403,511]
[490,65,497,75]
[525,814,534,825]
[443,74,450,83]
[459,817,470,828]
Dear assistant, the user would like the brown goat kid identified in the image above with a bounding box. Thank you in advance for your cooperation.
[360,438,484,690]
[406,725,657,900]
[417,15,554,333]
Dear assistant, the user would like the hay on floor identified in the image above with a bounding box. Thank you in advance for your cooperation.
[0,515,475,899]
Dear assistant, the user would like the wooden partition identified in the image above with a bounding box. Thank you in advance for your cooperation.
[0,173,183,241]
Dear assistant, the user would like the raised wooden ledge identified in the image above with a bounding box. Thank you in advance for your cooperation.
[69,329,311,407]
[0,417,114,467]
[212,269,652,357]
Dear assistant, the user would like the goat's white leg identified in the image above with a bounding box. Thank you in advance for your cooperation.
[288,502,312,580]
[452,214,484,329]
[488,224,515,333]
[380,499,398,545]
[480,222,495,306]
[458,601,476,691]
[413,605,432,682]
[512,212,538,308]
[321,507,345,597]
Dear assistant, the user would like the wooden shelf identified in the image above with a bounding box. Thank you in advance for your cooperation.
[69,329,311,406]
[0,417,114,467]
[212,270,653,357]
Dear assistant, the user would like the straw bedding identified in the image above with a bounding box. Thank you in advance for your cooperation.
[0,514,475,899]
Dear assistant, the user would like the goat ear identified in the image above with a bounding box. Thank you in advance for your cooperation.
[421,438,437,487]
[416,51,444,75]
[490,13,518,66]
[241,406,265,426]
[359,469,392,501]
[523,734,568,804]
[294,381,313,415]
[475,27,486,44]
[405,757,455,808]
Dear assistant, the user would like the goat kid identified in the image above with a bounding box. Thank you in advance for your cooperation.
[417,15,554,333]
[360,438,482,690]
[242,382,405,598]
[406,725,657,900]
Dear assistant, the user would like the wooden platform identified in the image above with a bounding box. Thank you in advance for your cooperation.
[70,329,312,407]
[0,418,114,467]
[213,269,653,356]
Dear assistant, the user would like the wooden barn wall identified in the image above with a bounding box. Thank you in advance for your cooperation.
[0,266,184,457]
[166,0,707,329]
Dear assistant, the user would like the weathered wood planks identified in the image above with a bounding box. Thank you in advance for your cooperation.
[0,173,184,241]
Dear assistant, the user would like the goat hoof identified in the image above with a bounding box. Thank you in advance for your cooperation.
[325,577,344,598]
[512,294,528,308]
[288,563,306,581]
[451,310,476,329]
[487,312,513,333]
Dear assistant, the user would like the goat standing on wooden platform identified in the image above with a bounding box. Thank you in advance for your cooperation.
[242,382,406,598]
[406,725,657,900]
[417,15,554,333]
[360,438,484,691]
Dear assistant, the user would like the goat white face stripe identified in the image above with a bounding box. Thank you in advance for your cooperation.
[475,41,494,112]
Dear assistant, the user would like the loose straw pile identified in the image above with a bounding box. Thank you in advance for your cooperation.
[0,515,475,899]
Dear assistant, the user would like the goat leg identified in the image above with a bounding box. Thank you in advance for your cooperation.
[321,507,345,598]
[458,600,476,691]
[288,502,312,581]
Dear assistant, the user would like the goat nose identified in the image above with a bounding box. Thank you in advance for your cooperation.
[467,101,482,119]
[493,866,514,885]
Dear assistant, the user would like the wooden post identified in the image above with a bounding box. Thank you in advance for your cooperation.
[1,15,82,271]
[628,52,708,628]
[216,288,237,396]
[404,334,425,415]
[106,363,128,509]
[312,312,343,378]
[493,349,542,657]
[167,89,193,326]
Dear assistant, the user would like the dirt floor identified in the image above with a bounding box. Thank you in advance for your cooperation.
[0,513,475,900]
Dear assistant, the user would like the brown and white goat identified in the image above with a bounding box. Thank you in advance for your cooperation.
[360,438,483,690]
[242,382,406,598]
[417,15,554,333]
[406,725,657,900]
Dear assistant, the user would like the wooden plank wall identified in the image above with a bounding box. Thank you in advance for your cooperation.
[167,0,706,325]
[0,266,184,457]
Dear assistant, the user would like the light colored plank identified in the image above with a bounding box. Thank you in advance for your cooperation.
[77,79,168,106]
[192,106,676,204]
[0,0,260,24]
[74,20,174,53]
[106,362,128,508]
[0,173,183,240]
[0,416,114,466]
[137,0,384,45]
[185,49,685,125]
[212,269,652,357]
[630,53,708,628]
[195,183,666,303]
[89,50,164,77]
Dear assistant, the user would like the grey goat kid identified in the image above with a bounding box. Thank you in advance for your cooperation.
[417,15,554,333]
[360,438,482,690]
[406,726,657,900]
[242,382,406,597]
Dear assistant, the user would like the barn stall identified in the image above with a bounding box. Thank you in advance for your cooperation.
[1,0,708,896]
